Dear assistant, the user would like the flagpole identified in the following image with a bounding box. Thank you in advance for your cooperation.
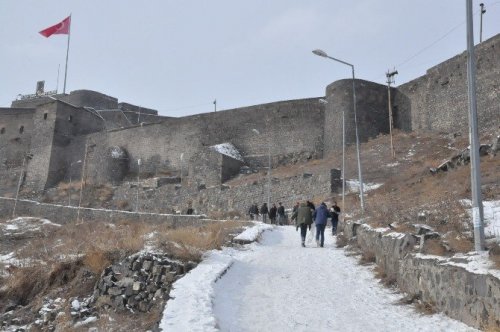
[63,14,71,94]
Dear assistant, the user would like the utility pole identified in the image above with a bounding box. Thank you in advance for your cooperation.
[386,69,398,159]
[466,0,485,251]
[480,3,486,43]
[77,142,89,223]
[136,159,141,212]
[12,153,32,218]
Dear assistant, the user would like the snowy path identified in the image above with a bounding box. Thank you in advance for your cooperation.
[212,226,476,332]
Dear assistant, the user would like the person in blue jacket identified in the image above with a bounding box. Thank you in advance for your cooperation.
[312,202,329,247]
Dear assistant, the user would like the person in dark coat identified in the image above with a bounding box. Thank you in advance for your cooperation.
[330,201,341,235]
[269,204,277,224]
[312,202,329,247]
[260,203,269,223]
[291,201,313,247]
[277,202,286,225]
[186,207,194,215]
[248,203,259,220]
[306,200,315,211]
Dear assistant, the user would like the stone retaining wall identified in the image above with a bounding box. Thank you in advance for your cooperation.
[340,220,500,330]
[0,197,207,226]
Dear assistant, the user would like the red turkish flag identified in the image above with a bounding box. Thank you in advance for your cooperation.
[39,16,71,38]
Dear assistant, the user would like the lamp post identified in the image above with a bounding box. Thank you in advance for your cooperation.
[386,69,398,159]
[252,128,271,206]
[312,49,365,214]
[68,160,82,206]
[479,3,486,43]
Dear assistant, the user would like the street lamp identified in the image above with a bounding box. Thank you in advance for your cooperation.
[68,160,82,206]
[312,49,365,214]
[252,128,271,206]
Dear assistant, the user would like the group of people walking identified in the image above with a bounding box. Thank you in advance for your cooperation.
[291,200,341,247]
[248,202,288,225]
[249,200,341,247]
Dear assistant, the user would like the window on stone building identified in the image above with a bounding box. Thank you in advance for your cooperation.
[19,126,24,134]
[44,113,48,120]
[0,128,5,134]
[68,115,73,122]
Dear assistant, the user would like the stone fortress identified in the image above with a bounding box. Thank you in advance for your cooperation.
[0,34,498,215]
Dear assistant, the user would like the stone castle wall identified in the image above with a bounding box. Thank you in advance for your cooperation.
[395,34,500,133]
[1,34,499,192]
[323,79,392,156]
[0,108,35,169]
[25,101,106,190]
[84,98,325,185]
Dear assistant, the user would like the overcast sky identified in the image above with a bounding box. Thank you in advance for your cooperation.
[1,1,499,117]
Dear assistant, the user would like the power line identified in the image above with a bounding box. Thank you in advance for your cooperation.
[368,1,500,83]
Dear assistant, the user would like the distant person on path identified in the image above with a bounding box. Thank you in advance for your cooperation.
[291,201,313,247]
[330,201,341,235]
[306,200,315,211]
[260,203,269,223]
[248,203,259,220]
[292,202,299,214]
[312,202,329,247]
[186,207,194,215]
[277,202,286,225]
[269,203,277,224]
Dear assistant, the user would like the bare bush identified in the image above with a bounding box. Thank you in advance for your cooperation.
[489,243,500,269]
[359,250,376,265]
[336,233,348,248]
[374,265,396,287]
[422,239,447,256]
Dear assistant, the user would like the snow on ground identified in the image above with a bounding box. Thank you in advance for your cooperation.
[233,222,272,242]
[1,216,61,235]
[462,199,500,239]
[160,226,477,332]
[415,251,500,280]
[210,143,244,161]
[346,179,383,193]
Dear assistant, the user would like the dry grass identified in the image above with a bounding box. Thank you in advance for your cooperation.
[374,265,396,287]
[57,181,82,191]
[444,231,473,253]
[336,233,348,248]
[83,249,112,274]
[115,199,129,209]
[158,221,243,261]
[414,300,437,315]
[422,239,447,256]
[1,260,83,306]
[359,250,376,265]
[0,217,245,328]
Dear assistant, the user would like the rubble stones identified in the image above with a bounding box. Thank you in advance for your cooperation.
[431,143,496,174]
[93,253,195,312]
